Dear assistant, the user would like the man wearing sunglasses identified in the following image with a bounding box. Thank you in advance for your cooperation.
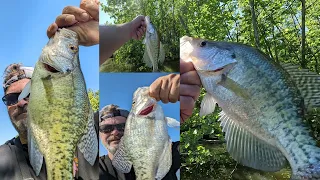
[99,104,180,180]
[0,66,99,179]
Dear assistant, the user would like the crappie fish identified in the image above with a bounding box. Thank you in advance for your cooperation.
[18,28,98,180]
[180,36,320,180]
[142,16,165,72]
[112,87,180,180]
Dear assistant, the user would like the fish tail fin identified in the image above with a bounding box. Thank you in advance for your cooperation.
[292,149,320,179]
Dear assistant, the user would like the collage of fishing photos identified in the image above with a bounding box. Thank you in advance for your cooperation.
[0,0,319,180]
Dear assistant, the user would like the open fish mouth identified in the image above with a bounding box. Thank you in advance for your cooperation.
[139,104,155,115]
[212,67,224,72]
[43,63,59,73]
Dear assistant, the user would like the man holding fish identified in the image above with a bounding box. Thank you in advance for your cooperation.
[99,74,180,180]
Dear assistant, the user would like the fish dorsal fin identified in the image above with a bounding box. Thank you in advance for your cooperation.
[218,111,287,171]
[112,139,132,173]
[78,108,98,166]
[200,93,217,116]
[281,63,320,109]
[18,81,31,101]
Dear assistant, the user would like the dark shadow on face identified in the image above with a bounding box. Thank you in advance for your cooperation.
[6,79,30,134]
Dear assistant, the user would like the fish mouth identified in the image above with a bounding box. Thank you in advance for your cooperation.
[212,67,224,72]
[205,63,237,74]
[43,63,59,73]
[139,104,155,115]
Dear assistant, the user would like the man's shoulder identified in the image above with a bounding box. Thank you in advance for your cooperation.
[0,137,18,159]
[0,140,19,178]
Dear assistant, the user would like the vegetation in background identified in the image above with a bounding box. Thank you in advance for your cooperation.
[100,0,180,72]
[88,89,99,112]
[178,0,320,179]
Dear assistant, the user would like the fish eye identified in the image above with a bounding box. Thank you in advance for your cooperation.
[200,41,207,47]
[69,45,78,53]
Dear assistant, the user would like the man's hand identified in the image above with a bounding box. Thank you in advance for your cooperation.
[180,60,201,123]
[149,74,179,104]
[128,15,146,40]
[47,0,99,46]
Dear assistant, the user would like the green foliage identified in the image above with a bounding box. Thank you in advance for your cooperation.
[100,0,180,72]
[88,89,99,112]
[179,0,320,179]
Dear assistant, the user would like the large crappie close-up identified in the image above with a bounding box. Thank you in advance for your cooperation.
[19,28,98,180]
[112,87,179,180]
[180,36,320,179]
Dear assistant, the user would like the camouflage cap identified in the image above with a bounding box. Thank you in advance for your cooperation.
[3,63,34,92]
[99,104,129,123]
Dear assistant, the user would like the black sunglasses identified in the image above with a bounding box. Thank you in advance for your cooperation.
[2,92,30,106]
[99,123,125,133]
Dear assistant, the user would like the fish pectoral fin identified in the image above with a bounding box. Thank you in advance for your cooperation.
[158,42,165,64]
[28,125,44,176]
[18,81,31,101]
[142,49,153,68]
[218,111,287,171]
[112,139,132,173]
[281,63,320,110]
[78,109,98,166]
[165,117,180,128]
[155,139,172,180]
[218,75,250,100]
[200,93,217,116]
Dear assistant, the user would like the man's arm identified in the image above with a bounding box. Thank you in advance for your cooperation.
[99,16,146,65]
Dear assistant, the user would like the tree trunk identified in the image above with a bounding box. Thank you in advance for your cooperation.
[301,0,307,68]
[250,0,260,48]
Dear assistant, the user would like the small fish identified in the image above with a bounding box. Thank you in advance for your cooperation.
[19,28,98,180]
[180,36,320,180]
[142,16,165,72]
[112,87,180,180]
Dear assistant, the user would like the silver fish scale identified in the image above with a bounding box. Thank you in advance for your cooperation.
[123,105,169,180]
[200,43,320,178]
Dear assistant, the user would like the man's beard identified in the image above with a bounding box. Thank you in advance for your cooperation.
[9,106,28,135]
[105,134,123,154]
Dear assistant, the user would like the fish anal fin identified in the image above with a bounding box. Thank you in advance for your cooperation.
[28,124,44,176]
[143,49,153,68]
[78,109,98,166]
[155,139,172,180]
[219,111,287,171]
[158,42,165,64]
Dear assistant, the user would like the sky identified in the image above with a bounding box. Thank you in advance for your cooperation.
[0,1,99,144]
[99,73,180,156]
[99,0,114,25]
